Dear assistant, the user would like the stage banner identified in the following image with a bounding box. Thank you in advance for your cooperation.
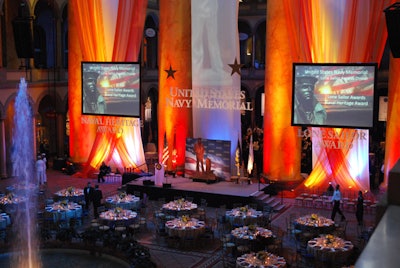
[191,0,241,175]
[185,138,231,180]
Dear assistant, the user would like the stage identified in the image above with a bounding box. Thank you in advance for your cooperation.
[126,175,268,208]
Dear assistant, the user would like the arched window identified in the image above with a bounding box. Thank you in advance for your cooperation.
[238,20,252,68]
[61,5,68,69]
[254,20,265,70]
[143,14,158,69]
[33,0,57,69]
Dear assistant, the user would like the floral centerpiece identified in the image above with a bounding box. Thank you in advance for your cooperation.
[239,206,248,213]
[114,207,123,215]
[66,186,74,195]
[60,199,68,207]
[119,192,127,199]
[256,251,270,261]
[310,213,318,221]
[325,234,335,244]
[181,215,190,223]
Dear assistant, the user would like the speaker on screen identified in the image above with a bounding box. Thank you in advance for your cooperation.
[12,18,34,58]
[385,3,400,58]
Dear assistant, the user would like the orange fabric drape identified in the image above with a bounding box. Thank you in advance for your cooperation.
[264,0,391,191]
[158,0,192,171]
[69,0,148,176]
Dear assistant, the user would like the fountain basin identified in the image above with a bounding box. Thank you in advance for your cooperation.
[0,248,130,268]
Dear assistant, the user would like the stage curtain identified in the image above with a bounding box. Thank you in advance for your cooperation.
[264,0,391,191]
[69,0,148,177]
[158,0,192,171]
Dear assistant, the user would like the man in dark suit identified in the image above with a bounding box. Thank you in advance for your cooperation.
[92,184,103,219]
[84,182,94,210]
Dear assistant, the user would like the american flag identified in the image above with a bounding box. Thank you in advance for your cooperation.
[161,133,169,165]
[247,134,254,175]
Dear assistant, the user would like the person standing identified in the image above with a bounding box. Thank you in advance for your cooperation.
[356,190,364,226]
[331,184,346,221]
[84,182,94,211]
[92,184,103,219]
[194,138,205,173]
[98,161,108,183]
[41,153,48,183]
[35,155,46,185]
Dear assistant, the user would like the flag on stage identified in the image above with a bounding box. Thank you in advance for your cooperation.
[162,133,169,165]
[247,134,254,175]
[235,138,242,176]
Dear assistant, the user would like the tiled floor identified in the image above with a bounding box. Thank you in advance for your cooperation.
[0,168,383,267]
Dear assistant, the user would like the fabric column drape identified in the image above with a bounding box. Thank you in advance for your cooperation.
[69,0,148,176]
[158,0,192,171]
[264,0,391,191]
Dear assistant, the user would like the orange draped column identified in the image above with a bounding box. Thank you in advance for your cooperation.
[158,0,192,171]
[263,1,301,182]
[384,57,400,187]
[68,1,97,162]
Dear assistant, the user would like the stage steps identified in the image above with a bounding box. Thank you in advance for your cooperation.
[252,191,286,212]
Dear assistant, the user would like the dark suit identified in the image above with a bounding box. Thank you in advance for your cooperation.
[84,185,94,210]
[92,188,103,218]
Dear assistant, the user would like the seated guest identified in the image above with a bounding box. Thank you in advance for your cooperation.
[98,161,109,183]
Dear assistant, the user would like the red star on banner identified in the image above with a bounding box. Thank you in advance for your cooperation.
[228,57,245,76]
[164,64,177,79]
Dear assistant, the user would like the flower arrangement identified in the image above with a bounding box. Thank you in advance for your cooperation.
[66,186,74,195]
[60,199,68,206]
[239,206,248,212]
[310,213,318,221]
[114,207,123,214]
[325,234,335,244]
[255,251,270,261]
[6,192,13,200]
[181,215,190,223]
[248,225,256,231]
[119,192,127,199]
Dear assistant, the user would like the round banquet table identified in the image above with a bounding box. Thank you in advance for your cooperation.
[307,234,354,262]
[54,187,85,203]
[105,194,140,210]
[0,194,26,213]
[293,214,335,235]
[165,217,205,239]
[236,251,286,268]
[225,207,263,227]
[231,225,274,251]
[45,201,83,223]
[162,199,198,216]
[99,209,137,228]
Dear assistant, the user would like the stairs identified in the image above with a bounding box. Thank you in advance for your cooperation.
[251,190,286,212]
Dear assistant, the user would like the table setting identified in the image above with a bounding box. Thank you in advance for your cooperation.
[225,206,263,227]
[307,234,354,261]
[164,216,205,239]
[105,192,141,210]
[236,250,286,268]
[162,198,198,216]
[293,213,335,234]
[45,200,83,222]
[99,208,137,227]
[54,186,85,202]
[231,225,274,251]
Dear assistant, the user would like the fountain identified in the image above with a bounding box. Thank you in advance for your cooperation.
[10,78,41,267]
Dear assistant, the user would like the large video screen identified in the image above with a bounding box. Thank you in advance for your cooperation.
[81,61,140,117]
[291,63,377,129]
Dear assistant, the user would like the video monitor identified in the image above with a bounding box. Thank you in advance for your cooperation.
[291,63,377,129]
[81,61,141,118]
